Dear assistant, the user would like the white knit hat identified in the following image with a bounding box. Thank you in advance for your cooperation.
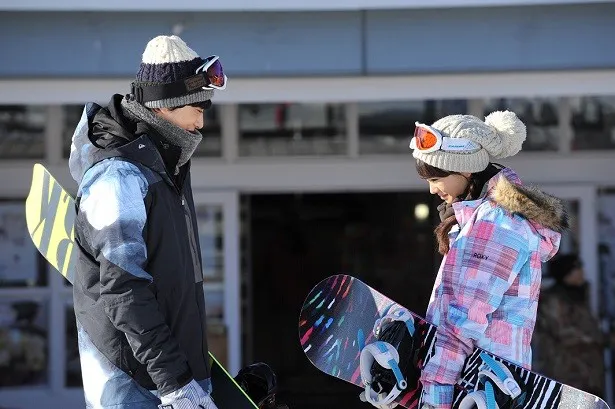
[412,110,527,173]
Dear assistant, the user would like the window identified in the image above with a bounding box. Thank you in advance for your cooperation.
[0,200,50,389]
[0,297,49,387]
[63,104,223,158]
[197,204,225,284]
[359,100,468,154]
[197,204,225,324]
[195,105,222,157]
[239,103,346,156]
[65,300,82,387]
[598,189,615,317]
[0,105,46,159]
[63,105,84,158]
[483,98,560,151]
[0,202,47,288]
[558,199,580,255]
[571,96,615,150]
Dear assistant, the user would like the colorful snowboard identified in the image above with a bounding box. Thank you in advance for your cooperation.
[299,274,609,409]
[24,163,258,409]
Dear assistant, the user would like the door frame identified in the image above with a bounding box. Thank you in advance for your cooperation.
[192,190,241,375]
[538,184,598,314]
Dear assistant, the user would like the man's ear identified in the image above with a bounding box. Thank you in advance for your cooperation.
[151,108,165,114]
[461,172,472,178]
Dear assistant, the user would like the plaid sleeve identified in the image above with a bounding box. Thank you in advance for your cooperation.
[420,215,528,408]
[420,384,455,409]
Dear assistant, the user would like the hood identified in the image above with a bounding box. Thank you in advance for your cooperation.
[68,94,169,185]
[454,168,569,262]
[491,174,569,234]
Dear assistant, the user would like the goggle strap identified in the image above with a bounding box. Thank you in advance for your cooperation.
[410,136,480,152]
[440,137,481,152]
[199,55,220,71]
[412,122,481,153]
[130,72,209,104]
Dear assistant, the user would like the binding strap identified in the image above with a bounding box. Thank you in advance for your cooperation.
[360,342,406,408]
[374,305,416,337]
[359,306,415,408]
[458,353,522,409]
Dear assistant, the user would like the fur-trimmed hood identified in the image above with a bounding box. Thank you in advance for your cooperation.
[491,175,569,233]
[453,167,568,262]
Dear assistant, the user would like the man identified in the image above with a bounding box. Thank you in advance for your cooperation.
[68,35,227,409]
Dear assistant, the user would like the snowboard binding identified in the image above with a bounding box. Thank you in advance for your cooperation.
[359,306,419,408]
[458,353,527,409]
[234,362,289,409]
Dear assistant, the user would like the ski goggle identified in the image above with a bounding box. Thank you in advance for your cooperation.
[410,122,480,154]
[196,55,227,90]
[130,55,228,104]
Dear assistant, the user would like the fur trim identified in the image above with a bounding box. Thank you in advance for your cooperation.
[491,176,569,232]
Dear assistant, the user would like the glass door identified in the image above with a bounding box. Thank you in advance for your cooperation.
[192,190,241,376]
[539,184,598,313]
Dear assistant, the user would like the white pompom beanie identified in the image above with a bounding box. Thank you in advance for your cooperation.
[412,110,527,173]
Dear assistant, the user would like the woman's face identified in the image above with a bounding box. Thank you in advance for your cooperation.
[426,173,471,204]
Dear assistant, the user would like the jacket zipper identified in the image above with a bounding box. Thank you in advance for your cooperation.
[180,193,209,368]
[181,194,202,281]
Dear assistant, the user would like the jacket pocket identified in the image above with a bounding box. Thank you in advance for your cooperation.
[120,336,138,377]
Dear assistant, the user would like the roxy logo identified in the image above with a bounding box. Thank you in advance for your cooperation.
[473,253,489,260]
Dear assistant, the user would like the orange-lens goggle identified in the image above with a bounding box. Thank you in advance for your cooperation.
[410,122,480,153]
[412,122,443,153]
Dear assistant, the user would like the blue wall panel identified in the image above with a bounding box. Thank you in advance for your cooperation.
[0,4,614,78]
[0,11,363,77]
[365,3,615,73]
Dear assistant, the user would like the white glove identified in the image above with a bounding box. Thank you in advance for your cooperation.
[158,379,218,409]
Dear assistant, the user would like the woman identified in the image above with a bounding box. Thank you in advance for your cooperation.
[410,111,569,409]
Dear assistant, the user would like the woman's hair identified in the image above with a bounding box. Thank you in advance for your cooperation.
[415,159,457,180]
[416,159,487,255]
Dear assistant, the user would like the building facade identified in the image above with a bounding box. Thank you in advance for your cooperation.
[1,1,615,408]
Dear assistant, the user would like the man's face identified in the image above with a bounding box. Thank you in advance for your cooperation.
[154,105,205,133]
